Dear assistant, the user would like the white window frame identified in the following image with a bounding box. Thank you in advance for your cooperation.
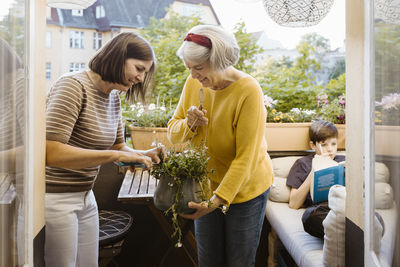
[69,62,85,72]
[71,9,83,16]
[69,31,84,49]
[364,0,380,266]
[93,32,103,50]
[45,62,51,80]
[96,5,105,19]
[45,31,51,48]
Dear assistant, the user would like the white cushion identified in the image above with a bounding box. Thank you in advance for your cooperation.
[375,162,390,183]
[266,201,324,267]
[375,183,394,209]
[378,203,397,266]
[269,177,291,203]
[323,185,346,267]
[271,156,301,178]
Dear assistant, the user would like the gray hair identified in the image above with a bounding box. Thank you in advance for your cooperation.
[177,25,240,71]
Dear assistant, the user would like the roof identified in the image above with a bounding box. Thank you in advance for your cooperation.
[46,0,219,30]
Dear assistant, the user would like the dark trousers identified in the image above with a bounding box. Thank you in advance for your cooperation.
[301,201,330,239]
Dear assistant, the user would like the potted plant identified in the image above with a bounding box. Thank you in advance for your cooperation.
[150,145,212,247]
[375,92,400,156]
[121,101,187,151]
[263,94,346,151]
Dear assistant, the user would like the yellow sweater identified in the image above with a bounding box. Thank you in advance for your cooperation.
[168,75,273,205]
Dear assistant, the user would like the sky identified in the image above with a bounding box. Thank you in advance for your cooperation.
[209,0,345,50]
[0,0,14,20]
[0,0,345,49]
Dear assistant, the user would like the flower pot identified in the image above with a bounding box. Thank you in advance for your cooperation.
[128,125,186,152]
[153,175,203,214]
[375,125,400,156]
[264,123,346,151]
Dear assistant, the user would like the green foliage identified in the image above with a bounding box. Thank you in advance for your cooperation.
[374,22,400,99]
[151,145,211,246]
[299,33,330,54]
[266,108,316,123]
[151,146,210,182]
[316,93,346,124]
[233,21,264,74]
[121,100,176,127]
[324,73,346,98]
[140,10,264,105]
[375,93,400,125]
[328,58,345,80]
[0,0,25,59]
[258,34,327,112]
[140,10,201,105]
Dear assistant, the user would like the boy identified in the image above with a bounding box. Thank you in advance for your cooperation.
[286,120,345,239]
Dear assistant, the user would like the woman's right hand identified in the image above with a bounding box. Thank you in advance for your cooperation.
[187,105,208,129]
[115,151,153,170]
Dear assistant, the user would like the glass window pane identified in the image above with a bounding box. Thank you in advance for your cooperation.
[373,2,400,265]
[0,0,27,265]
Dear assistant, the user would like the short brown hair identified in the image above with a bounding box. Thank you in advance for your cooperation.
[309,119,338,144]
[89,32,155,102]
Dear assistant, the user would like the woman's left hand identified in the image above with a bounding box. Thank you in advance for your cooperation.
[143,144,167,164]
[180,195,226,220]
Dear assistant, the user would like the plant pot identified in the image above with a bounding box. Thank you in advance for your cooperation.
[264,123,346,151]
[375,125,400,156]
[128,125,187,152]
[153,175,203,214]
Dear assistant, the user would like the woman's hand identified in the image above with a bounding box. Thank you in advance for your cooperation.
[115,150,153,170]
[143,144,167,164]
[187,106,208,130]
[180,194,226,220]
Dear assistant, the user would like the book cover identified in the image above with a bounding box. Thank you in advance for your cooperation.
[310,156,345,203]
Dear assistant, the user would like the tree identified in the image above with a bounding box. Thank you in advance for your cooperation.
[374,22,400,99]
[137,9,263,105]
[0,0,25,59]
[258,34,328,112]
[139,10,201,105]
[233,20,264,74]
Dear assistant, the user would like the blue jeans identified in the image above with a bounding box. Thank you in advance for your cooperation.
[194,189,269,267]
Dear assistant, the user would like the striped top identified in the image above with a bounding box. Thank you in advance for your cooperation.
[46,71,124,193]
[0,70,25,152]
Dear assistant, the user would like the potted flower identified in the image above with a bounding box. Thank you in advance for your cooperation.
[263,94,346,151]
[122,101,187,151]
[375,93,400,156]
[150,145,212,247]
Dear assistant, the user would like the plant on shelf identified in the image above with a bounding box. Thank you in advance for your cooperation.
[121,97,183,150]
[121,100,176,128]
[263,92,346,124]
[316,93,346,124]
[264,94,316,123]
[375,92,400,126]
[150,145,212,247]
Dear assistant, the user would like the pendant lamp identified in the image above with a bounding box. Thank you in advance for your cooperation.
[47,0,96,9]
[234,0,261,2]
[375,0,400,25]
[263,0,334,27]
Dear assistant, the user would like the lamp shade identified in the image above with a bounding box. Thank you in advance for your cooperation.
[263,0,334,27]
[47,0,96,9]
[375,0,400,25]
[234,0,261,2]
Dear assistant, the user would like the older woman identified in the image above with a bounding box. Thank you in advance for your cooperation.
[167,25,273,267]
[45,32,165,267]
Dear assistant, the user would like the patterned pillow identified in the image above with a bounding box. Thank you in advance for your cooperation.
[99,210,133,246]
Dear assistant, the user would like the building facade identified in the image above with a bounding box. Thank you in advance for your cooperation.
[45,0,220,91]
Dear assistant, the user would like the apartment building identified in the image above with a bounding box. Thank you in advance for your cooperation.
[45,0,220,91]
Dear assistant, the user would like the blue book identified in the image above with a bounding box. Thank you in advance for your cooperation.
[311,164,345,203]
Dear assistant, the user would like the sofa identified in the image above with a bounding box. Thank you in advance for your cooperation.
[265,156,397,267]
